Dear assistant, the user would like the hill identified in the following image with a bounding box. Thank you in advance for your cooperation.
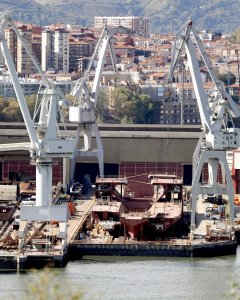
[0,0,239,34]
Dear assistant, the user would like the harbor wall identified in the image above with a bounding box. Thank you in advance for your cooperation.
[0,255,17,270]
[68,240,237,259]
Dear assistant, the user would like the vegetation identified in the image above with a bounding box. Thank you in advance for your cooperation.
[228,28,240,44]
[0,95,36,122]
[96,87,154,124]
[217,71,236,85]
[0,89,154,125]
[22,268,83,300]
[2,0,240,33]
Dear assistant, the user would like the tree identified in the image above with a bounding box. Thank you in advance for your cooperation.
[110,87,129,121]
[217,71,236,85]
[228,28,240,44]
[0,97,8,121]
[26,94,37,118]
[2,98,23,122]
[0,94,39,122]
[109,87,154,124]
[96,89,108,123]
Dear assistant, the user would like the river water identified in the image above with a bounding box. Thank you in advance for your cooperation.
[1,247,240,300]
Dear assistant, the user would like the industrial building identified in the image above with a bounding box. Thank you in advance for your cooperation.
[0,123,200,185]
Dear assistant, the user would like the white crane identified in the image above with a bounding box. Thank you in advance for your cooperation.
[69,25,117,181]
[0,11,75,250]
[169,19,240,237]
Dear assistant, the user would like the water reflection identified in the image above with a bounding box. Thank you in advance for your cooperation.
[0,247,239,299]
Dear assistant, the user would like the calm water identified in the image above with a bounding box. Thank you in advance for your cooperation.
[1,247,240,300]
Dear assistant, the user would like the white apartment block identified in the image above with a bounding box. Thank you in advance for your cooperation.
[42,29,69,72]
[94,16,149,37]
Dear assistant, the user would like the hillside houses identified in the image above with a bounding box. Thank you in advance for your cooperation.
[0,19,240,125]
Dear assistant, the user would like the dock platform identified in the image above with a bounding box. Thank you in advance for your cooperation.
[0,190,238,270]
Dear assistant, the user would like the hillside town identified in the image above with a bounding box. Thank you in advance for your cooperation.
[0,15,240,125]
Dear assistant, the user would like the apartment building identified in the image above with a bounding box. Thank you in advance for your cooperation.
[0,75,74,99]
[69,39,91,72]
[5,28,17,67]
[158,82,216,125]
[42,28,69,72]
[0,76,39,99]
[4,26,33,76]
[94,16,149,37]
[159,97,200,125]
[17,25,33,76]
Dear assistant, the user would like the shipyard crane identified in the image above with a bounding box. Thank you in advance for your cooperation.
[0,11,75,250]
[168,19,240,236]
[68,25,117,181]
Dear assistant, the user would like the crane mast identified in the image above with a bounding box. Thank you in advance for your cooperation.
[0,11,75,250]
[69,25,117,180]
[169,19,240,237]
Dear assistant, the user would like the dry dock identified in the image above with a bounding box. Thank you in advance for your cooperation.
[0,191,238,270]
[68,196,237,259]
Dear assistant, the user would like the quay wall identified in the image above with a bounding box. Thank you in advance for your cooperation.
[0,255,17,270]
[68,240,237,259]
[0,240,236,270]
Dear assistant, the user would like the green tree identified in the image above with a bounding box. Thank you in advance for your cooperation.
[26,94,37,118]
[110,87,154,124]
[228,28,240,44]
[2,98,23,122]
[0,97,9,121]
[217,71,236,85]
[0,94,39,122]
[110,87,129,121]
[96,89,108,123]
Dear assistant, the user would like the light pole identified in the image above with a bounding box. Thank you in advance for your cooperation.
[180,63,185,125]
[235,49,240,101]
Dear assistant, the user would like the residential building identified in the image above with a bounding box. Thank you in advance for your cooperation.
[5,28,17,67]
[5,26,33,76]
[0,75,74,99]
[0,48,4,66]
[159,97,200,125]
[69,39,91,72]
[42,28,69,72]
[94,16,149,37]
[228,83,240,101]
[17,25,33,76]
[158,82,216,125]
[32,26,42,65]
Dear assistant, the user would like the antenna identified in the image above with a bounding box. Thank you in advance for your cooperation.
[36,3,42,26]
